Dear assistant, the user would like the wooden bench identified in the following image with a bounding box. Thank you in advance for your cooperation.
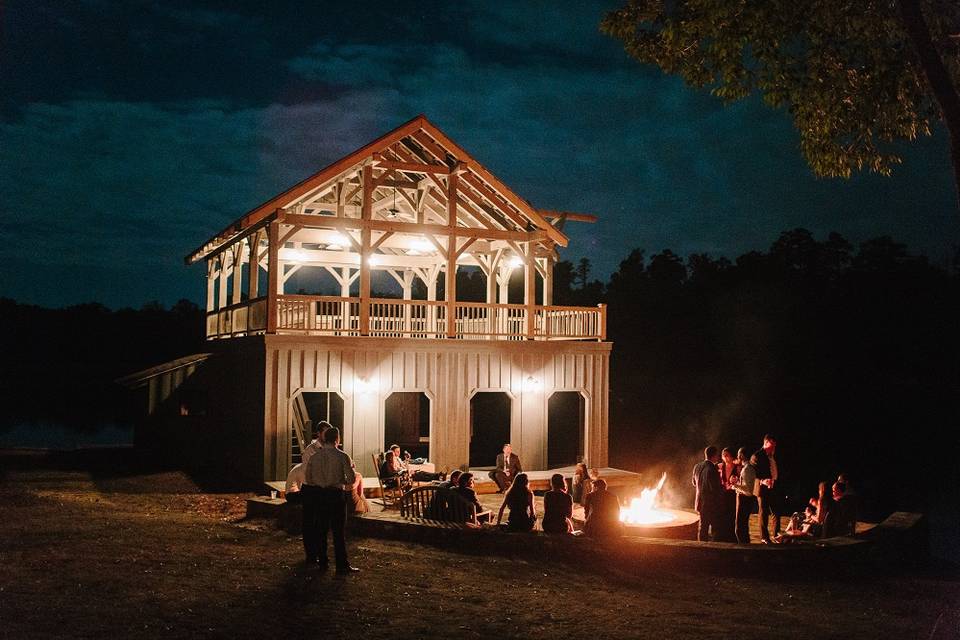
[399,484,491,527]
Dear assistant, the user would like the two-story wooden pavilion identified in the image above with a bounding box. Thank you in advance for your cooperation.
[125,116,613,486]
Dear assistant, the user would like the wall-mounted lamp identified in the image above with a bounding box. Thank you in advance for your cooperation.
[355,377,377,395]
[509,255,524,269]
[522,376,541,393]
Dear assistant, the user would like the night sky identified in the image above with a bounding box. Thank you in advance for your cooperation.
[3,1,958,308]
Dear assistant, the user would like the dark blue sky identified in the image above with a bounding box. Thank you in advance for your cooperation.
[2,1,958,308]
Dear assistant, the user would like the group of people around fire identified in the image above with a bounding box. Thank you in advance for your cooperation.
[284,421,860,573]
[692,433,858,544]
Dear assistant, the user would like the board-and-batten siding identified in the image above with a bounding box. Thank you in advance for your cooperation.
[262,335,612,481]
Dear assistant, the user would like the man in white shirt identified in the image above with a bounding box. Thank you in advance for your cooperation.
[301,426,358,574]
[300,420,327,468]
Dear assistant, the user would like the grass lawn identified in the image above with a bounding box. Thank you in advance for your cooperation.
[1,452,957,639]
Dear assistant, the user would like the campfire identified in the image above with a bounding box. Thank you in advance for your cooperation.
[619,472,676,525]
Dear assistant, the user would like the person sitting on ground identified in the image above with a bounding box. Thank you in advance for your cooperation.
[496,472,536,532]
[542,472,574,534]
[387,444,443,482]
[455,472,488,524]
[583,479,623,538]
[571,462,593,506]
[379,450,407,490]
[488,443,523,492]
[778,481,834,541]
[284,462,306,504]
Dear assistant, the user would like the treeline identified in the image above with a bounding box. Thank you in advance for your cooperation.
[557,229,960,516]
[0,298,205,430]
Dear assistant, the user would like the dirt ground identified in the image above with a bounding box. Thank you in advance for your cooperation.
[1,452,958,640]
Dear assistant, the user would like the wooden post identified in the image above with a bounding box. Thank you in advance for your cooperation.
[426,267,438,337]
[359,165,372,336]
[340,267,351,334]
[402,270,413,335]
[217,252,229,310]
[206,260,216,312]
[599,303,607,342]
[231,243,244,305]
[445,173,458,338]
[247,231,261,300]
[542,256,554,306]
[524,243,536,339]
[266,218,280,334]
[485,253,499,338]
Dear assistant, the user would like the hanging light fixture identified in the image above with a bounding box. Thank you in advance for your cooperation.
[387,185,400,218]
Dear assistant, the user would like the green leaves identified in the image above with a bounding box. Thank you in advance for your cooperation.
[601,0,959,181]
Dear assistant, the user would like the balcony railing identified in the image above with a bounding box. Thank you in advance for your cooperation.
[205,295,606,341]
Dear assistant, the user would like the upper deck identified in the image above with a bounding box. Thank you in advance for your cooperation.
[189,116,605,342]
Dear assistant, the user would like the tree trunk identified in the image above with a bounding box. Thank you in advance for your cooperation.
[899,0,960,213]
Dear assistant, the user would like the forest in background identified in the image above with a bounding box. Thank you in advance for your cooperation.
[2,228,958,522]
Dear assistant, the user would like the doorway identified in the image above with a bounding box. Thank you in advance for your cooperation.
[547,391,585,468]
[469,392,511,467]
[384,392,431,459]
[291,391,345,464]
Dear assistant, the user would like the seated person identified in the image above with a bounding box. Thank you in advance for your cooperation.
[496,473,536,532]
[571,462,594,506]
[778,481,834,541]
[284,462,305,504]
[437,469,462,490]
[583,479,623,538]
[542,473,574,534]
[488,443,523,493]
[379,450,407,489]
[455,472,490,524]
[387,444,443,482]
[350,464,370,515]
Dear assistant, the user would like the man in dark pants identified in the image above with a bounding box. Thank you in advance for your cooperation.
[302,426,359,574]
[752,434,781,544]
[488,443,522,492]
[692,446,723,542]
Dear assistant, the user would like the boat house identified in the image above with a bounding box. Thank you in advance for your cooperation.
[123,116,612,486]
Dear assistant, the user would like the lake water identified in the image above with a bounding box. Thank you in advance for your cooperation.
[0,421,133,450]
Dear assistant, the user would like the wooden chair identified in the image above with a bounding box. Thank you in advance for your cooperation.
[399,485,491,527]
[372,453,405,510]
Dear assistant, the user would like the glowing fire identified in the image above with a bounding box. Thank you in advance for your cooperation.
[619,472,675,525]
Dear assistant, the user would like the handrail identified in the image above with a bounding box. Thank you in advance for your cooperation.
[206,295,607,341]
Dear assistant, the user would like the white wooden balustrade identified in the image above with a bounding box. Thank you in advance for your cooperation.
[206,295,605,341]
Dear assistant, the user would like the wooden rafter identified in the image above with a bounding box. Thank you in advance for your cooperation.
[186,115,570,264]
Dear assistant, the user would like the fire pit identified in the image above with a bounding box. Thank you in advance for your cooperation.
[618,473,699,540]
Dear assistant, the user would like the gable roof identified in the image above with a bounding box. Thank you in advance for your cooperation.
[185,115,575,264]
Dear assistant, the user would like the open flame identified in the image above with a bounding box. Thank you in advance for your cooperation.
[619,472,675,525]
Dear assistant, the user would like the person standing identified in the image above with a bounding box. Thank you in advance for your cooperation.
[731,448,758,544]
[752,434,781,544]
[717,447,740,542]
[301,426,359,574]
[488,443,522,492]
[692,446,723,542]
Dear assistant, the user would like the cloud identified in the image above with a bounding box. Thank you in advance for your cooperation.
[0,94,393,307]
[281,33,960,273]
